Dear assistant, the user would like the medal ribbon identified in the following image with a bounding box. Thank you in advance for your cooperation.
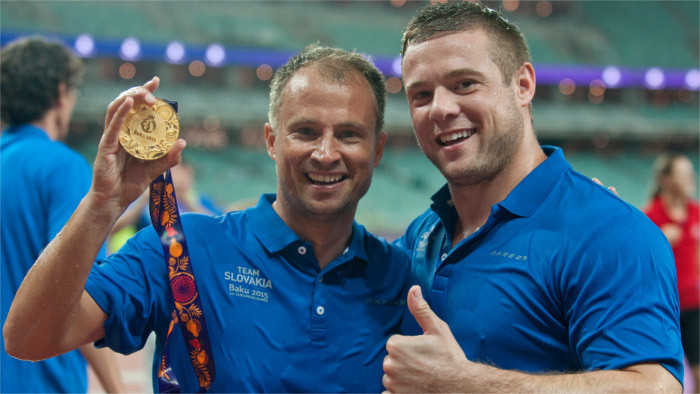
[149,101,215,392]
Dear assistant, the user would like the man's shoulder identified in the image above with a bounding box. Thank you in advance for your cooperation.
[554,169,651,223]
[180,210,240,230]
[545,169,669,249]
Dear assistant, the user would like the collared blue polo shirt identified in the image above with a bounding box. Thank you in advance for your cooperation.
[1,124,104,392]
[86,194,410,392]
[396,146,683,384]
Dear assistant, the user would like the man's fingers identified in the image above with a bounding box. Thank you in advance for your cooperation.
[105,77,159,126]
[101,97,133,151]
[143,76,160,93]
[150,139,187,177]
[407,285,445,335]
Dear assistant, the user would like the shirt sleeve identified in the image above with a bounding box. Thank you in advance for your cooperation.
[561,211,683,382]
[85,226,170,354]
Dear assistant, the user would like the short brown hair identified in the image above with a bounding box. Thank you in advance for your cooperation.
[401,1,530,84]
[268,43,386,135]
[1,36,84,126]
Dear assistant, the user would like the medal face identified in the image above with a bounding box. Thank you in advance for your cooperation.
[119,98,180,160]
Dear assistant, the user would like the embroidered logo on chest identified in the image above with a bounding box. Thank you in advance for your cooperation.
[224,266,272,302]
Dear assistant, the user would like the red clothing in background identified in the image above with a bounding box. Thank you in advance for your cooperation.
[645,196,700,310]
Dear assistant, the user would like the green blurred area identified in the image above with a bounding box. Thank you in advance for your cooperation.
[5,0,699,237]
[74,143,700,239]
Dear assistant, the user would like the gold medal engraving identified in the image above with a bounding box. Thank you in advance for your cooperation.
[119,98,180,160]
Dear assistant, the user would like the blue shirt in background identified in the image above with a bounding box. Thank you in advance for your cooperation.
[396,146,683,384]
[86,194,411,392]
[1,125,104,393]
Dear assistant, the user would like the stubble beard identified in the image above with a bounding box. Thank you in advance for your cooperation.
[437,107,524,187]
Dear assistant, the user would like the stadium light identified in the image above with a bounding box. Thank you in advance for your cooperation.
[644,68,665,90]
[205,43,226,66]
[685,69,700,90]
[2,32,697,91]
[601,66,621,88]
[165,41,186,64]
[74,34,95,57]
[119,37,141,61]
[392,57,402,78]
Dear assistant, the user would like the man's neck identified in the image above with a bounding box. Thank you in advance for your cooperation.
[272,201,355,270]
[31,112,59,141]
[448,140,547,246]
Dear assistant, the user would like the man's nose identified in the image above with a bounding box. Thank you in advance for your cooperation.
[311,134,341,165]
[429,88,460,122]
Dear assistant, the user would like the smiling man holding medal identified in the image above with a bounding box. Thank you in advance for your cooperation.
[4,44,410,392]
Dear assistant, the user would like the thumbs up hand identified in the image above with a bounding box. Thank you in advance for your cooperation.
[382,285,471,393]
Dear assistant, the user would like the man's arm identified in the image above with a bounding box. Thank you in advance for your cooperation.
[382,286,682,393]
[79,344,125,393]
[3,76,185,361]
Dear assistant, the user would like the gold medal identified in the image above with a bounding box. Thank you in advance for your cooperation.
[119,98,179,160]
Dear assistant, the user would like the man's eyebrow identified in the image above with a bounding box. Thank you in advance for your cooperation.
[288,118,317,127]
[287,119,368,131]
[442,67,485,81]
[405,68,486,92]
[337,121,368,130]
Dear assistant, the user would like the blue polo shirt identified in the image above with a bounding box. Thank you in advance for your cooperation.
[86,194,410,392]
[1,125,103,392]
[396,146,683,384]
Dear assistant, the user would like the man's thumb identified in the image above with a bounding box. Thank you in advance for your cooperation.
[407,285,443,334]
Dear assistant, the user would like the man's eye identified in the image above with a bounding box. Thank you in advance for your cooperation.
[457,80,474,90]
[411,91,431,104]
[341,130,358,139]
[296,127,314,136]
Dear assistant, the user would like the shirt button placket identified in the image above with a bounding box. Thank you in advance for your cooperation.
[311,274,327,346]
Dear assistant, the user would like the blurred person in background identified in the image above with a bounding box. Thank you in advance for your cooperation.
[4,44,410,392]
[0,36,124,393]
[645,153,700,392]
[107,159,224,254]
[383,1,683,392]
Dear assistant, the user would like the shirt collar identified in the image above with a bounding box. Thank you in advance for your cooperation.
[430,146,570,219]
[1,124,49,147]
[246,193,369,262]
[498,146,569,217]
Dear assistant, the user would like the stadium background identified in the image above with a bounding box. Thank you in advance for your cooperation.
[1,0,699,390]
[2,0,698,238]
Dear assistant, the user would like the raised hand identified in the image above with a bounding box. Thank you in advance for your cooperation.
[91,76,186,214]
[382,285,471,393]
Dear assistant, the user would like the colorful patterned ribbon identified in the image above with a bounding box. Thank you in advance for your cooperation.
[150,101,215,392]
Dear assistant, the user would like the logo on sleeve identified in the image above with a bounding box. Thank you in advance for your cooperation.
[224,266,272,302]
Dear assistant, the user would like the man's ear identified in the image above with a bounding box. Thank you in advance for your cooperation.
[55,82,69,108]
[264,123,276,160]
[373,131,387,168]
[514,63,536,107]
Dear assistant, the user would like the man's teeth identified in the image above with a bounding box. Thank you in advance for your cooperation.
[308,174,343,184]
[440,129,475,144]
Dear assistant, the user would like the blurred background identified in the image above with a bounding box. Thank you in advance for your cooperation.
[2,0,698,239]
[1,0,698,391]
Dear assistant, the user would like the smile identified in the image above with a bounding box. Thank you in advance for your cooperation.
[306,173,347,185]
[439,129,476,146]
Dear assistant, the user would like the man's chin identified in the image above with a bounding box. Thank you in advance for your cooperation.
[303,200,355,219]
